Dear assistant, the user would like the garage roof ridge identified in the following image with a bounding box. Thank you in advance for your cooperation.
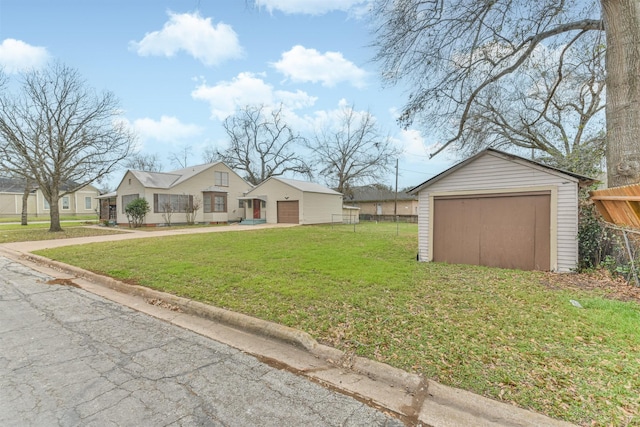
[408,148,596,194]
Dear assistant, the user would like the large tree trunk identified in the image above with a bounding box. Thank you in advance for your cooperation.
[602,0,640,187]
[48,196,63,232]
[20,178,30,226]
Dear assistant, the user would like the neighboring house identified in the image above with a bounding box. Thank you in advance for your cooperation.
[343,185,418,220]
[116,162,252,226]
[409,148,594,272]
[0,176,100,218]
[241,177,343,225]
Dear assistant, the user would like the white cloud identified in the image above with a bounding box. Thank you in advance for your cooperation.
[129,11,243,66]
[192,72,317,121]
[0,39,50,73]
[256,0,369,15]
[394,128,428,159]
[272,45,367,88]
[132,115,203,144]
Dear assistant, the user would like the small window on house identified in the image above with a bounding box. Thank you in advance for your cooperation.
[128,178,131,185]
[238,200,244,208]
[261,200,266,208]
[44,199,50,210]
[247,200,252,208]
[215,171,229,187]
[62,196,70,210]
[214,196,225,212]
[85,197,92,210]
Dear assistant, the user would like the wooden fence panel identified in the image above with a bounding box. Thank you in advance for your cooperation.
[590,184,640,228]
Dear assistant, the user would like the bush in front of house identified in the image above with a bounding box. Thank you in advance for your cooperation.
[125,198,150,228]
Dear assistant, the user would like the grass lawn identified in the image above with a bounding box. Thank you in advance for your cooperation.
[34,223,640,426]
[0,214,98,224]
[0,223,126,243]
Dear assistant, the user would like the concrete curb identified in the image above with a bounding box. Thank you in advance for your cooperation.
[0,245,577,427]
[14,250,422,392]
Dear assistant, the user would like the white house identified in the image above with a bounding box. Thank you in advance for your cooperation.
[241,177,343,225]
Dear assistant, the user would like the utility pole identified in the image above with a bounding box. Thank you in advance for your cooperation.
[394,158,398,216]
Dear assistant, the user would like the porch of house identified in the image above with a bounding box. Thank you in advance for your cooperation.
[239,218,267,225]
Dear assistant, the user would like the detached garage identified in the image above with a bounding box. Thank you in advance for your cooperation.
[409,149,594,272]
[243,177,343,225]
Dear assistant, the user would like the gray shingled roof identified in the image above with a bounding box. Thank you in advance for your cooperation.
[274,177,342,195]
[0,177,88,193]
[129,163,221,189]
[0,177,28,193]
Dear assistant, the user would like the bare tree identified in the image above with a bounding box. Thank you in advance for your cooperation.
[20,176,36,226]
[123,153,163,172]
[202,145,219,163]
[216,104,312,185]
[169,145,192,169]
[307,104,402,194]
[160,200,174,226]
[0,62,135,231]
[184,195,201,225]
[460,33,606,176]
[371,0,640,187]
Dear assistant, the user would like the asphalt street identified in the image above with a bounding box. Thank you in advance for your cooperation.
[0,256,405,427]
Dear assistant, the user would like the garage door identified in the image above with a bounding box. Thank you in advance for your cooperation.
[432,192,550,271]
[277,200,299,224]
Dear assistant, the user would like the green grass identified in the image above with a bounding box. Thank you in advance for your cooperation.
[35,223,640,426]
[0,224,125,243]
[0,214,97,223]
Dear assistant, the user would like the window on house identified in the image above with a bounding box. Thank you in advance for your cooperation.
[261,200,266,208]
[214,195,226,212]
[203,192,227,213]
[153,194,192,213]
[62,196,70,210]
[215,171,229,187]
[238,200,244,208]
[247,199,252,208]
[44,198,50,210]
[121,194,139,213]
[85,197,92,210]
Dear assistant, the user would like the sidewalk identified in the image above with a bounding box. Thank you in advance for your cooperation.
[0,224,576,427]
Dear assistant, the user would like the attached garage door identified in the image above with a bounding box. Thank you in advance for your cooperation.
[432,192,550,271]
[277,200,299,224]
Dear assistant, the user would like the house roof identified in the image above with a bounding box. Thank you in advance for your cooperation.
[345,185,416,202]
[0,177,29,193]
[123,162,246,190]
[97,191,117,199]
[0,176,95,193]
[270,177,342,195]
[246,176,341,195]
[408,148,597,194]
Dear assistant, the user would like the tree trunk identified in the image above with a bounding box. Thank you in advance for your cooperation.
[48,196,63,232]
[20,178,30,226]
[602,0,640,187]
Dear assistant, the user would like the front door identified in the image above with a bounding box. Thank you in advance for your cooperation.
[253,199,261,219]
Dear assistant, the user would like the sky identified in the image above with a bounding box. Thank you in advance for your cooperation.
[0,0,456,192]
